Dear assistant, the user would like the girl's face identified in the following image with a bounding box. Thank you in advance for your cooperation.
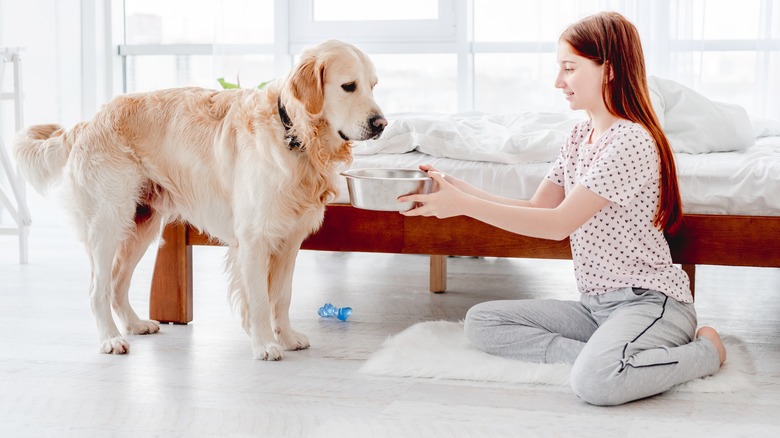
[555,41,607,113]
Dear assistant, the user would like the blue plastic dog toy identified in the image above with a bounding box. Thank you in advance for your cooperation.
[318,303,352,321]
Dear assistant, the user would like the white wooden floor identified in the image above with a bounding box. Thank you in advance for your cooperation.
[1,223,779,437]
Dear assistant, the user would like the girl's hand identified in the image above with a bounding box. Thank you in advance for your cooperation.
[398,170,468,218]
[417,164,457,192]
[420,164,444,193]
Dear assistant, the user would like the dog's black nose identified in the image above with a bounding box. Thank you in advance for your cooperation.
[369,115,388,136]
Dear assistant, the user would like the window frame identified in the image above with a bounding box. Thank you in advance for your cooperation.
[110,0,780,118]
[288,0,457,45]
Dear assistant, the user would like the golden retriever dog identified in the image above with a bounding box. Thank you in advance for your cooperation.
[14,40,386,360]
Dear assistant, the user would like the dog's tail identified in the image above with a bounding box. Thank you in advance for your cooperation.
[13,124,71,194]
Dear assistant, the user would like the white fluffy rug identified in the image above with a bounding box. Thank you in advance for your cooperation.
[360,320,755,393]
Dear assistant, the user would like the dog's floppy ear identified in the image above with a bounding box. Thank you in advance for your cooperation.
[290,52,325,115]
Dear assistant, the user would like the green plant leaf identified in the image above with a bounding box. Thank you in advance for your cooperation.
[217,77,240,89]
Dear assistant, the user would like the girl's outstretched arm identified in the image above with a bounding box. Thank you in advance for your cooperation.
[399,171,608,241]
[416,164,565,209]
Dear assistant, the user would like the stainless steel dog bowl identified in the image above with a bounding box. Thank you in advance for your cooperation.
[342,168,432,211]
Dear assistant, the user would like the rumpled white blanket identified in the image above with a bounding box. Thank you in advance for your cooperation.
[352,111,578,163]
[352,77,760,163]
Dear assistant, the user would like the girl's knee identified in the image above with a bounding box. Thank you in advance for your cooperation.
[463,305,482,342]
[463,303,495,348]
[570,358,629,406]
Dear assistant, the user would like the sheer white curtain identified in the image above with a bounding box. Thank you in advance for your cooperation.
[650,0,779,121]
[596,0,779,120]
[473,0,779,120]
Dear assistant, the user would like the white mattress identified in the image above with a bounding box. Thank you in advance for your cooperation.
[335,136,780,217]
[676,137,780,216]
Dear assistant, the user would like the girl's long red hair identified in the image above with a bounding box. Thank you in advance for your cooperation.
[561,12,682,232]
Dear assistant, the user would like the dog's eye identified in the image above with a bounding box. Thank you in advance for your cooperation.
[341,82,356,93]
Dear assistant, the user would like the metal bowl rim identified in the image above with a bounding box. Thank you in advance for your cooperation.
[341,168,431,181]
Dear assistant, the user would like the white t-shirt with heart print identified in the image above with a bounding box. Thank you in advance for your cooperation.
[546,119,692,303]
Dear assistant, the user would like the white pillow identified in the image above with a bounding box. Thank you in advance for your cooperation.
[648,76,755,154]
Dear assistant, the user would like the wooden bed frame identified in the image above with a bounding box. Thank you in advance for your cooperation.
[148,204,780,324]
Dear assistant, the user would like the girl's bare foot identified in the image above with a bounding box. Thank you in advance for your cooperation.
[697,326,727,365]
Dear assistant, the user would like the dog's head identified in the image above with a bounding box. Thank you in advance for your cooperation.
[286,40,387,142]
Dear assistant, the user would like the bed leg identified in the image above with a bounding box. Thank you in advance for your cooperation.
[430,255,447,293]
[150,222,193,324]
[682,264,696,301]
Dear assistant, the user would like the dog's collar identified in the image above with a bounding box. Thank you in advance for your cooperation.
[277,97,303,151]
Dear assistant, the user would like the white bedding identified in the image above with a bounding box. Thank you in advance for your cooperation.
[676,137,780,216]
[351,111,580,163]
[351,76,757,161]
[336,136,780,217]
[341,78,778,217]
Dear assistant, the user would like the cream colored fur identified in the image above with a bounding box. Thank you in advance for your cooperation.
[14,40,386,360]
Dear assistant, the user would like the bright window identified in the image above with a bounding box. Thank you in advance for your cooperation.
[474,0,599,42]
[126,55,274,93]
[118,0,780,120]
[371,54,457,114]
[474,53,562,114]
[312,0,438,21]
[288,0,456,44]
[125,0,274,44]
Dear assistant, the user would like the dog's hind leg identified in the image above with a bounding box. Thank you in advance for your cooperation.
[110,204,163,336]
[83,221,133,354]
[67,149,143,354]
[228,240,284,360]
[269,238,310,351]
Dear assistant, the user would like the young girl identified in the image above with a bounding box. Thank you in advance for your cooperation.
[398,11,727,406]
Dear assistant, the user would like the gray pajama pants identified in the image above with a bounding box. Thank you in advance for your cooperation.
[463,287,722,406]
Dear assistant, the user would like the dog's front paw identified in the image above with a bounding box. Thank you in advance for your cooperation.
[127,319,160,335]
[277,330,310,351]
[99,336,130,354]
[253,342,285,361]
